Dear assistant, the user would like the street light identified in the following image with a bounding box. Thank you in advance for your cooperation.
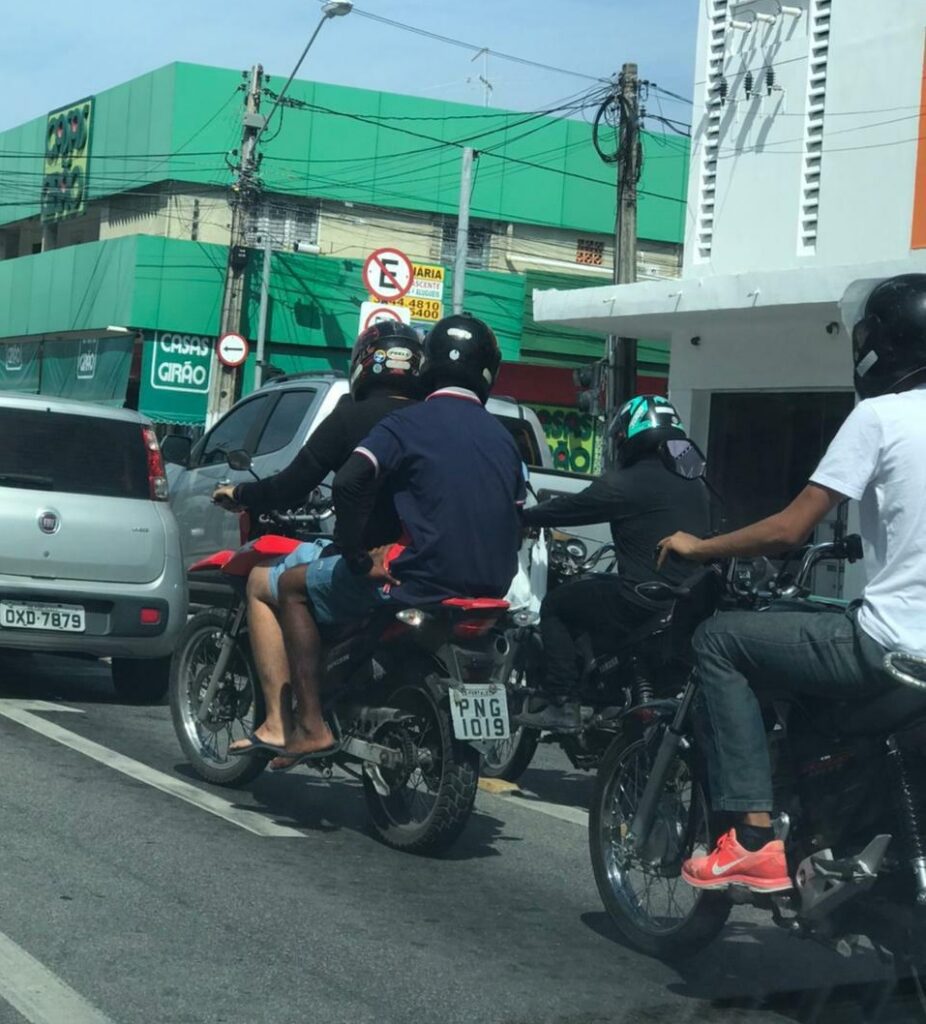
[259,1,353,141]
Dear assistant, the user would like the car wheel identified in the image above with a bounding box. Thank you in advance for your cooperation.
[111,656,171,704]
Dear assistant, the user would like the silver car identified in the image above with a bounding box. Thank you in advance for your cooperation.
[0,392,187,701]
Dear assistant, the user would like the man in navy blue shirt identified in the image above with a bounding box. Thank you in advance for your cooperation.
[274,314,525,763]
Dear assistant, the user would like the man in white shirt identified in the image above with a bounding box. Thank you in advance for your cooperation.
[656,273,926,893]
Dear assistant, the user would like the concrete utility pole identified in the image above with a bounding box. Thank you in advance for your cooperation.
[452,147,477,315]
[206,64,264,429]
[606,62,641,436]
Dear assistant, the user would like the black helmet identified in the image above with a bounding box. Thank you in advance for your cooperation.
[852,274,926,399]
[349,321,424,400]
[609,394,687,466]
[420,313,502,403]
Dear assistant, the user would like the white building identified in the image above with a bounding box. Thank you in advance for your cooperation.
[535,0,926,591]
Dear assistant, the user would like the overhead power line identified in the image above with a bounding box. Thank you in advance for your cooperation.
[345,5,609,85]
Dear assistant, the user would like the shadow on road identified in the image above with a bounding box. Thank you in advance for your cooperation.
[519,764,593,811]
[0,650,134,705]
[174,757,513,859]
[580,910,918,1023]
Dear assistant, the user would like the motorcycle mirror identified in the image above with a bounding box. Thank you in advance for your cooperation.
[227,449,254,473]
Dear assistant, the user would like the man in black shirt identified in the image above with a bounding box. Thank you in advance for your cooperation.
[517,395,711,730]
[274,314,524,763]
[211,322,423,756]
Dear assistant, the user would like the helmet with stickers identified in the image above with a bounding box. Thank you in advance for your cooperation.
[349,321,424,400]
[609,394,687,466]
[851,274,926,399]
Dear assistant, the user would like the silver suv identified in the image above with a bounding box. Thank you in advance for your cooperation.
[0,393,187,701]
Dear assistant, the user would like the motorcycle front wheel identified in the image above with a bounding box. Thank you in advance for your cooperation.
[169,607,268,787]
[588,732,730,958]
[363,679,479,855]
[480,725,539,782]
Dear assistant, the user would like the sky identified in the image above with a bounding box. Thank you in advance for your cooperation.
[5,0,698,130]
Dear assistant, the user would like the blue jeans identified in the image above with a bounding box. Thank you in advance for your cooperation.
[692,606,891,812]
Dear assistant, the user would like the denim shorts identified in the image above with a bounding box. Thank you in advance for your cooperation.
[268,540,390,626]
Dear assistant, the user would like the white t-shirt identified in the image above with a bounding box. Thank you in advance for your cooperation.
[810,386,926,654]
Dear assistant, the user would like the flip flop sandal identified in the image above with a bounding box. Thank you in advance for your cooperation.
[228,733,286,757]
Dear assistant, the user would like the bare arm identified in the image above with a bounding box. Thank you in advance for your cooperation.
[656,483,844,569]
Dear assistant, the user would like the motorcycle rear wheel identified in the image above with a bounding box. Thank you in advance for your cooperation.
[169,607,268,787]
[589,733,730,958]
[363,680,479,855]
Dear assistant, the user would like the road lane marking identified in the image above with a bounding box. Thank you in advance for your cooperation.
[0,706,305,839]
[1,699,84,714]
[480,787,589,828]
[0,930,116,1024]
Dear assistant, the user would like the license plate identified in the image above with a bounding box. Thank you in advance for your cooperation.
[449,684,510,741]
[0,601,86,633]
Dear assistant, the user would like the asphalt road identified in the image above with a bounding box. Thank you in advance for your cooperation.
[0,650,923,1024]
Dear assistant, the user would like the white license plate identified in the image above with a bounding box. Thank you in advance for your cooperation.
[449,684,510,741]
[0,601,86,633]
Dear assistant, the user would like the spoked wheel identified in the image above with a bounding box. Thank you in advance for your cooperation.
[169,607,267,787]
[363,680,479,855]
[589,733,730,958]
[480,725,539,782]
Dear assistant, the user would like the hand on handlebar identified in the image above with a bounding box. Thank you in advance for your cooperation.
[656,531,706,571]
[212,485,244,512]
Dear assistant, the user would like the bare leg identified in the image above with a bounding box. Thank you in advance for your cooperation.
[228,564,292,751]
[277,565,335,756]
[744,812,772,828]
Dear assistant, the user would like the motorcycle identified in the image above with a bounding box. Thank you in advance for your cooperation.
[588,534,926,971]
[486,532,689,782]
[169,449,513,855]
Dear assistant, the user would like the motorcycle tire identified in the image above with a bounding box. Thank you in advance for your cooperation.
[588,732,731,959]
[363,679,479,855]
[480,725,540,782]
[169,607,268,788]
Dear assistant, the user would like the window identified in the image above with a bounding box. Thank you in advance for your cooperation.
[254,389,316,456]
[493,414,544,468]
[576,238,605,266]
[0,408,149,499]
[199,396,272,466]
[440,218,490,270]
[246,198,319,252]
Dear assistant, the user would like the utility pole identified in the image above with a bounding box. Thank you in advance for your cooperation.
[205,64,264,429]
[452,147,477,315]
[604,62,641,447]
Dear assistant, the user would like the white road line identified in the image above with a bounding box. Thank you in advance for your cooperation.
[0,929,116,1024]
[481,788,589,828]
[0,706,305,839]
[2,698,84,714]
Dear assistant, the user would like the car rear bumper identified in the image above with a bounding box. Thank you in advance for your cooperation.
[0,569,188,659]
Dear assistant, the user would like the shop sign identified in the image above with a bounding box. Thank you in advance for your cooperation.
[150,333,213,394]
[76,338,98,380]
[531,404,601,476]
[367,262,444,322]
[42,97,94,222]
[5,344,24,372]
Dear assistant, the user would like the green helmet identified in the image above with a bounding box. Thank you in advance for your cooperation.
[610,394,686,465]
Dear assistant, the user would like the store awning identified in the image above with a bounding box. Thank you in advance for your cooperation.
[532,254,926,339]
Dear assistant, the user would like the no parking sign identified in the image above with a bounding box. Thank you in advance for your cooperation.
[363,248,415,303]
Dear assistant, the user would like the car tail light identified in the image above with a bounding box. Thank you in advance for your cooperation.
[452,615,501,639]
[142,427,169,501]
[140,607,161,625]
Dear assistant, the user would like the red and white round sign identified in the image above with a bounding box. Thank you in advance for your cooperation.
[363,248,414,302]
[216,333,249,369]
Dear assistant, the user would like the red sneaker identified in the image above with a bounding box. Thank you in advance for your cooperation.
[681,828,792,892]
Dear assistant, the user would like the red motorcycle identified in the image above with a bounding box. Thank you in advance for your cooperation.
[169,451,513,854]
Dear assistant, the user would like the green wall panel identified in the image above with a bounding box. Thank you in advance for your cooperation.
[1,63,689,242]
